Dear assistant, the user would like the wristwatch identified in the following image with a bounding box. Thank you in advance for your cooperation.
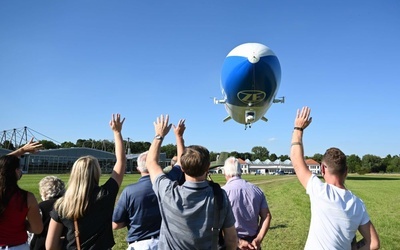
[154,135,163,140]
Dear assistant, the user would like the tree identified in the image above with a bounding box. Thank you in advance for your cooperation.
[279,155,290,161]
[161,144,177,159]
[238,152,252,161]
[1,140,15,150]
[76,139,88,148]
[60,141,75,148]
[269,153,278,162]
[251,146,269,161]
[311,153,323,163]
[361,154,382,173]
[130,141,151,153]
[347,154,362,173]
[380,154,392,173]
[92,140,104,150]
[387,155,400,173]
[102,140,115,153]
[229,151,240,159]
[209,151,218,161]
[40,140,58,149]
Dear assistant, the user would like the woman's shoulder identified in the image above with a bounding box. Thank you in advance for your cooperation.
[102,177,118,189]
[96,177,119,198]
[26,191,39,206]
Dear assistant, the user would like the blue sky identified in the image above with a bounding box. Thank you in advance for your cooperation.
[1,1,399,158]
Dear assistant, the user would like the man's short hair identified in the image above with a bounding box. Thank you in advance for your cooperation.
[180,145,210,177]
[137,151,148,173]
[223,156,241,177]
[322,147,347,176]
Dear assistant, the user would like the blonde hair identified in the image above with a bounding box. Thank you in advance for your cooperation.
[54,156,101,219]
[39,176,65,201]
[223,156,241,177]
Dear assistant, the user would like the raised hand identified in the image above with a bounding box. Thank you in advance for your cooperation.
[173,119,186,137]
[153,114,172,138]
[294,106,312,130]
[110,113,125,133]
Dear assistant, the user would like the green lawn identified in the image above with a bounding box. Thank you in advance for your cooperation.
[19,174,400,250]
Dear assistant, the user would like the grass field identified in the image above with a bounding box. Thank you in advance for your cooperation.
[19,173,400,250]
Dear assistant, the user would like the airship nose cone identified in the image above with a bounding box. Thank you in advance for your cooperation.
[248,55,260,64]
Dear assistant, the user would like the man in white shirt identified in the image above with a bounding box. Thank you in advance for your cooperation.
[290,106,380,250]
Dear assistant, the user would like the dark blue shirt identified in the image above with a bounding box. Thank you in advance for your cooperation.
[112,166,183,243]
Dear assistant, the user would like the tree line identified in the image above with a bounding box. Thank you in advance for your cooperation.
[1,140,399,173]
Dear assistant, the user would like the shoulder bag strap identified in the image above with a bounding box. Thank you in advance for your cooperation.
[74,220,81,250]
[209,181,222,249]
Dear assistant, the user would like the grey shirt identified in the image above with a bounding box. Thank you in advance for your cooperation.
[153,173,235,250]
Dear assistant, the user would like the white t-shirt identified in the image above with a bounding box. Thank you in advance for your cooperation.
[305,174,370,250]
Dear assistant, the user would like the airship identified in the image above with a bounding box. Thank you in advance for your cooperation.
[214,43,284,129]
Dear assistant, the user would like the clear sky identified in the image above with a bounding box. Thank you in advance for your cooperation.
[1,1,399,158]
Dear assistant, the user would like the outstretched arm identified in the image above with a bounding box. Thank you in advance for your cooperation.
[290,106,313,189]
[173,119,186,166]
[8,138,42,157]
[110,113,126,187]
[147,115,172,183]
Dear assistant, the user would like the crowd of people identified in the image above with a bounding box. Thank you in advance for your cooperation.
[0,108,380,250]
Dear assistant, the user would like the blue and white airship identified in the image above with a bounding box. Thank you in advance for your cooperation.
[214,43,284,129]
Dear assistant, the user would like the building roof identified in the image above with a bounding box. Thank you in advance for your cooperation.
[0,148,12,156]
[238,158,246,164]
[305,159,320,165]
[34,147,116,159]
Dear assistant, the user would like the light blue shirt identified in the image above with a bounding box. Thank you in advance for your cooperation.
[222,176,268,238]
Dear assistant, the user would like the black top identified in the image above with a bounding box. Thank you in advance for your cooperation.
[30,198,66,250]
[50,178,119,250]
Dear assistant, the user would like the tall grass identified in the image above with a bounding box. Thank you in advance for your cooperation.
[19,174,400,250]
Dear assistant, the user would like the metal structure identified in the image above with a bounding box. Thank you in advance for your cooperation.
[1,126,61,149]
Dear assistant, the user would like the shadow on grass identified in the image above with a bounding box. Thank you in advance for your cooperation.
[269,224,287,230]
[346,176,400,181]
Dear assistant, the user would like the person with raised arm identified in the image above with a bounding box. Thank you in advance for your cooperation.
[146,114,237,250]
[112,119,185,250]
[46,114,126,250]
[290,106,380,250]
[0,139,43,249]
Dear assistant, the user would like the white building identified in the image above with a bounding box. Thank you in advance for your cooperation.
[214,158,320,175]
